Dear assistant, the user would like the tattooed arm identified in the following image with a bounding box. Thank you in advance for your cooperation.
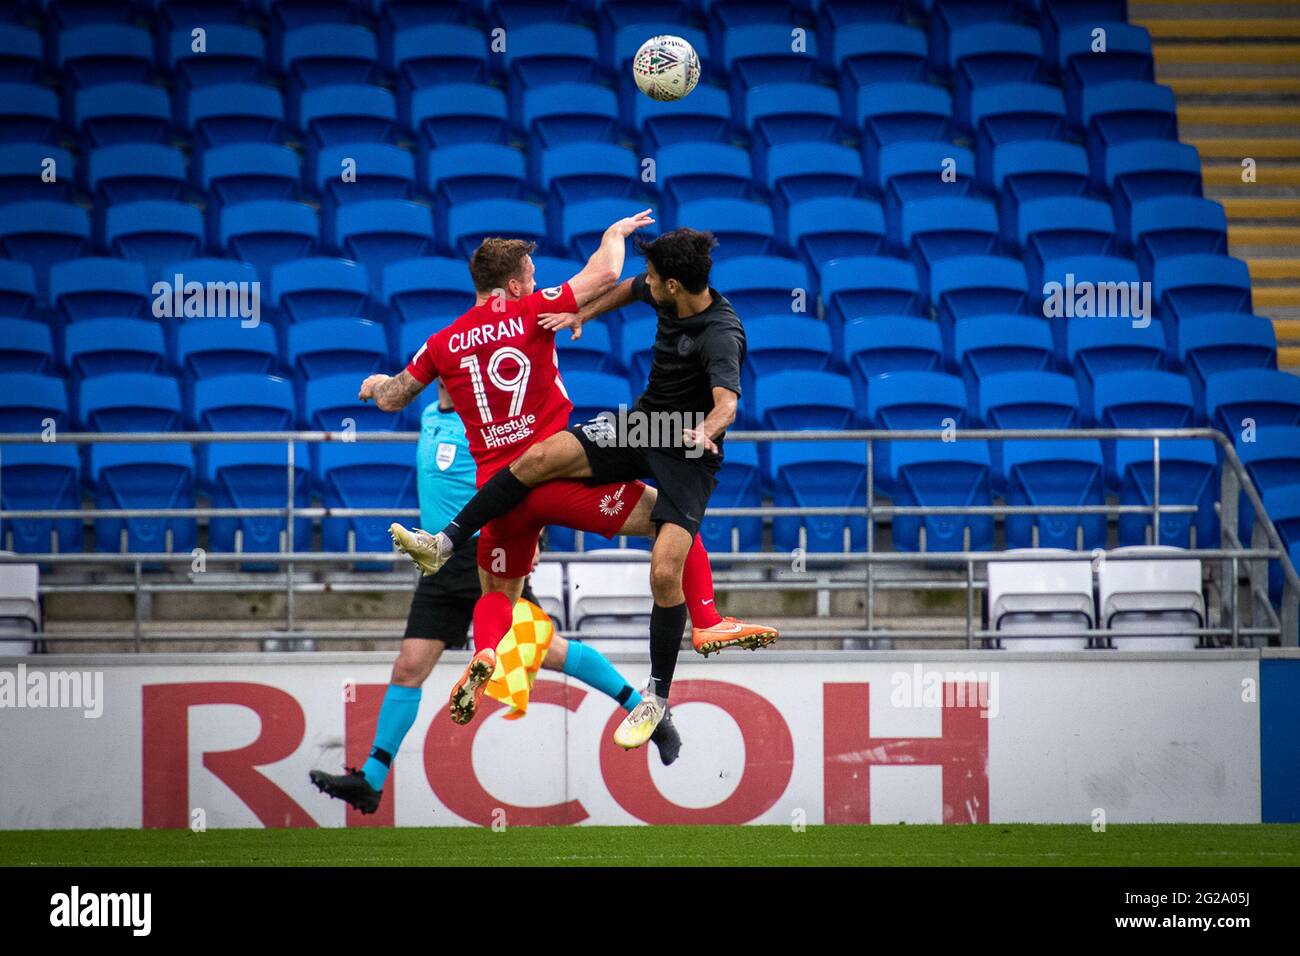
[358,369,428,413]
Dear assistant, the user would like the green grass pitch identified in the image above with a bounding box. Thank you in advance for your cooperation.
[2,824,1298,867]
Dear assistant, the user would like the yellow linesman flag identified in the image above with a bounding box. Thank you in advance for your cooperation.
[484,599,554,720]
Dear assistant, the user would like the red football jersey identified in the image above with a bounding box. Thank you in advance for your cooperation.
[406,282,579,483]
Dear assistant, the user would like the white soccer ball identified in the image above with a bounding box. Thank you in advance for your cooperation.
[632,34,701,102]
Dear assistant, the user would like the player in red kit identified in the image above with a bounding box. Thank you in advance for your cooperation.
[359,210,777,740]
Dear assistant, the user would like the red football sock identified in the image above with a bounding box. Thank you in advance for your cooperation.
[682,534,724,629]
[472,590,515,654]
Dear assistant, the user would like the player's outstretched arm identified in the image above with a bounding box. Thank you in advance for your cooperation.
[538,277,638,340]
[567,208,654,306]
[359,369,427,413]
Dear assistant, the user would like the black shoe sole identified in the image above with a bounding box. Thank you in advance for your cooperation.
[309,770,380,815]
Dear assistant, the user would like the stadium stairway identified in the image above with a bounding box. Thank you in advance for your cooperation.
[1132,0,1300,371]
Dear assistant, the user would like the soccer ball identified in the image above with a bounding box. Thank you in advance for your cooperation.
[632,35,701,102]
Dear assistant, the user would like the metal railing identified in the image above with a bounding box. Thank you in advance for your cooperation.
[1,427,1296,648]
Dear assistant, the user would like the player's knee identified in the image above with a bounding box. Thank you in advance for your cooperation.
[650,561,684,599]
[511,443,552,484]
[391,651,432,686]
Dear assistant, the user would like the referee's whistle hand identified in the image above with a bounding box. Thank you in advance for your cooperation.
[538,312,582,340]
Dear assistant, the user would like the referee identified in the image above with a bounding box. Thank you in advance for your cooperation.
[310,383,680,816]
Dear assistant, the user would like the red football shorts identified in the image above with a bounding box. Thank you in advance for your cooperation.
[476,479,648,578]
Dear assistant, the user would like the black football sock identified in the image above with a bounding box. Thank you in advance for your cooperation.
[647,602,688,702]
[441,468,532,546]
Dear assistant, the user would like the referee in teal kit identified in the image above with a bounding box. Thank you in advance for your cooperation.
[310,383,678,816]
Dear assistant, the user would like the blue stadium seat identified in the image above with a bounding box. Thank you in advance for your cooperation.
[519,82,619,148]
[65,319,167,378]
[1038,254,1144,358]
[86,144,186,203]
[1154,254,1251,322]
[313,141,417,205]
[264,0,362,31]
[712,256,811,317]
[763,143,863,215]
[969,83,1067,181]
[445,198,546,258]
[656,142,753,220]
[1205,369,1300,436]
[397,319,436,372]
[1065,317,1167,413]
[199,143,301,206]
[744,82,842,148]
[271,257,370,322]
[48,258,150,323]
[1040,0,1130,72]
[820,256,923,326]
[1115,439,1219,549]
[56,25,154,86]
[104,201,206,277]
[152,256,260,300]
[898,197,999,285]
[1001,438,1106,550]
[978,369,1081,429]
[175,318,280,379]
[818,0,906,34]
[889,440,994,552]
[303,371,397,432]
[408,83,508,148]
[928,254,1028,327]
[559,198,660,260]
[1058,22,1153,124]
[1129,197,1228,279]
[204,442,310,554]
[988,140,1089,244]
[0,83,60,144]
[855,82,952,162]
[158,0,253,30]
[185,82,285,147]
[833,24,927,110]
[744,315,834,399]
[501,24,599,96]
[876,142,976,235]
[1174,313,1277,399]
[0,444,82,554]
[383,256,474,326]
[424,143,525,210]
[1102,140,1203,237]
[723,24,819,105]
[620,317,656,385]
[672,199,774,259]
[75,82,173,147]
[192,372,295,431]
[79,373,183,432]
[785,197,887,274]
[555,320,616,373]
[330,199,434,269]
[1081,81,1177,172]
[286,318,388,380]
[928,0,1020,72]
[635,84,731,150]
[0,25,41,84]
[0,261,38,319]
[88,443,196,554]
[1261,485,1300,604]
[769,442,867,553]
[563,370,632,427]
[866,370,967,432]
[0,201,91,297]
[389,24,489,89]
[486,0,579,27]
[1092,370,1195,477]
[754,370,856,430]
[167,25,266,87]
[281,24,380,89]
[0,319,54,373]
[0,373,68,431]
[316,443,417,556]
[1237,427,1300,545]
[534,142,639,205]
[298,83,398,145]
[845,316,944,405]
[950,23,1045,125]
[951,314,1054,395]
[0,144,74,203]
[1018,196,1116,287]
[218,200,320,279]
[699,439,762,555]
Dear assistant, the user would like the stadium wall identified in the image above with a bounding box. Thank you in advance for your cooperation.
[1261,651,1300,824]
[0,651,1268,830]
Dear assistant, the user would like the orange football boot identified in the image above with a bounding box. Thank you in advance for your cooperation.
[449,647,496,725]
[692,617,780,657]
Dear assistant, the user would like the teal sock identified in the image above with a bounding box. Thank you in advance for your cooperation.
[563,641,641,712]
[361,684,422,791]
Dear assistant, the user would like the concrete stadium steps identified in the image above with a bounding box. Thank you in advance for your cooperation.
[1132,0,1300,372]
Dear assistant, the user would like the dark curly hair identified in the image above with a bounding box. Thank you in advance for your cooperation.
[636,228,718,294]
